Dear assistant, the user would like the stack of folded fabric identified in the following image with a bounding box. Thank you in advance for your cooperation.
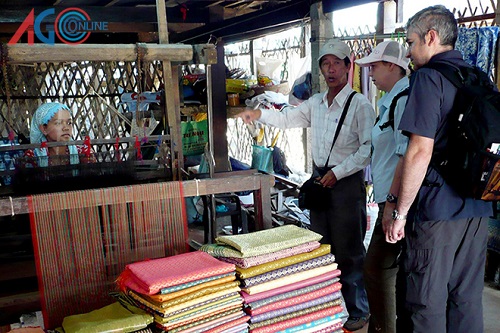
[117,251,250,332]
[200,225,348,333]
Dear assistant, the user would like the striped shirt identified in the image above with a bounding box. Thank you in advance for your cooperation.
[259,84,375,180]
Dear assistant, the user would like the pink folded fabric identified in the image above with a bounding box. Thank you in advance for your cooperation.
[118,251,235,294]
[241,270,341,303]
[205,315,250,333]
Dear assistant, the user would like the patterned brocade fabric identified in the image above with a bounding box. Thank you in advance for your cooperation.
[118,251,235,295]
[242,263,338,295]
[241,254,336,288]
[275,314,344,333]
[160,272,235,294]
[203,242,321,266]
[247,280,341,310]
[214,225,323,258]
[249,291,343,323]
[236,244,330,278]
[249,305,343,333]
[241,270,341,303]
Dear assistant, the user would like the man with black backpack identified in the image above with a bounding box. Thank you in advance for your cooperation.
[385,5,493,333]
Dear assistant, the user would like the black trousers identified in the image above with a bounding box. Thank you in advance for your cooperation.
[310,170,369,318]
[402,217,487,333]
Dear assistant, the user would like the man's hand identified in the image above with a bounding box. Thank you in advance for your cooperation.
[385,217,406,244]
[319,169,337,188]
[234,108,262,124]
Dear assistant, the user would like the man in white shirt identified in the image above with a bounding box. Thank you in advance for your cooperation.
[236,39,375,331]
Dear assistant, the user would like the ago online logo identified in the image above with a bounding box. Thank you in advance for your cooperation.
[8,7,108,45]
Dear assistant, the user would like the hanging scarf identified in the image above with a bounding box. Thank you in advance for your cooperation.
[30,102,79,166]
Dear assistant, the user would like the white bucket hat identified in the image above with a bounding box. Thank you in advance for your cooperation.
[355,40,410,70]
[318,39,351,62]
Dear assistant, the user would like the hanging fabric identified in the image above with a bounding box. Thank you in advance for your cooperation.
[456,26,499,77]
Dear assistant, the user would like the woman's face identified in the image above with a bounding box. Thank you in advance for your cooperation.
[41,109,73,142]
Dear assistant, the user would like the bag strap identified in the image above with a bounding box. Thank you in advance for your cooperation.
[379,87,409,131]
[324,91,357,168]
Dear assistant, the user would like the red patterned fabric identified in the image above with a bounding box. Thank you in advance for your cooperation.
[119,251,235,295]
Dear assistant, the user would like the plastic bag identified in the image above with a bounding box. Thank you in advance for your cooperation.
[251,145,273,173]
[181,119,208,156]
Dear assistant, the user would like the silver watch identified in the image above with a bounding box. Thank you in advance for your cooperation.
[392,209,407,220]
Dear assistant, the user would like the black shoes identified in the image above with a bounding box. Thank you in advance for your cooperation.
[344,315,370,331]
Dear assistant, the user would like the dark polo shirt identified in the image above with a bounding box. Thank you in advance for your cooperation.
[399,50,492,222]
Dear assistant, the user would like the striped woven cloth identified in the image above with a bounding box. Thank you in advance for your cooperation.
[249,305,343,333]
[274,313,343,333]
[118,251,235,295]
[248,285,342,317]
[247,280,341,310]
[167,308,242,333]
[249,291,343,323]
[241,270,341,303]
[241,254,336,288]
[242,263,338,295]
[203,242,321,267]
[214,225,322,258]
[236,244,330,279]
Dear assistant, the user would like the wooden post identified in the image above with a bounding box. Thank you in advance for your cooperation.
[156,0,183,180]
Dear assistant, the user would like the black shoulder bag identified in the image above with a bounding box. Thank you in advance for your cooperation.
[298,91,357,210]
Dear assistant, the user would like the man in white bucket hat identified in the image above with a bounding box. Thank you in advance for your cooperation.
[236,39,375,331]
[355,40,410,333]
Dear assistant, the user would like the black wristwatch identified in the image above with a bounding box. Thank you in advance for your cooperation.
[386,193,398,204]
[392,209,407,220]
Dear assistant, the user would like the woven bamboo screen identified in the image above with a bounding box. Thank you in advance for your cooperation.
[0,58,164,141]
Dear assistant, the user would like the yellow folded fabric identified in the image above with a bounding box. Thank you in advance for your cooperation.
[135,280,240,308]
[147,274,236,302]
[62,302,153,333]
[241,263,338,295]
[236,244,331,279]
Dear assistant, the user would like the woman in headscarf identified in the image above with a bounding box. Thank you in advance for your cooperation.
[26,102,80,166]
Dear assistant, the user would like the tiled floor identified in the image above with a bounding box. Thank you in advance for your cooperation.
[353,283,500,333]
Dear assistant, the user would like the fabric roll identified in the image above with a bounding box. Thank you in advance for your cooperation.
[242,263,338,295]
[249,291,343,323]
[241,254,336,287]
[241,270,341,303]
[118,251,234,295]
[208,242,321,268]
[249,305,343,333]
[247,280,341,311]
[215,225,322,258]
[236,244,330,278]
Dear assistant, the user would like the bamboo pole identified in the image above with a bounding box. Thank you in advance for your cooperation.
[4,43,193,63]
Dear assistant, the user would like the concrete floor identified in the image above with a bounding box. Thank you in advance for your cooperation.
[354,283,500,333]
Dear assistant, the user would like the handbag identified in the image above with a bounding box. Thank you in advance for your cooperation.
[298,91,356,210]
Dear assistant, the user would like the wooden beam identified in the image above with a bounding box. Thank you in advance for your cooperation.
[0,173,273,230]
[5,43,193,63]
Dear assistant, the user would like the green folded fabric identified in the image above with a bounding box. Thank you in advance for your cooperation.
[62,302,153,333]
[215,225,323,258]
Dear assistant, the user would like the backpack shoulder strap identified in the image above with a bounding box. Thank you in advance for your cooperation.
[379,87,409,131]
[423,62,466,88]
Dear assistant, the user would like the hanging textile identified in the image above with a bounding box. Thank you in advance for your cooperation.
[28,181,188,329]
[456,26,499,77]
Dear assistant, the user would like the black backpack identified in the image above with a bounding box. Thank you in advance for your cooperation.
[424,62,500,201]
[378,88,409,131]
